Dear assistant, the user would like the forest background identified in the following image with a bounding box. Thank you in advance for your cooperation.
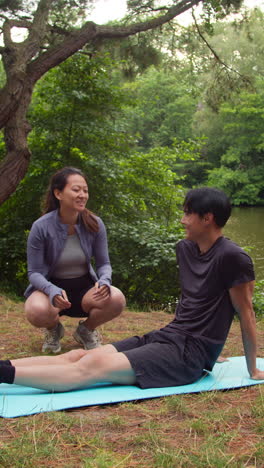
[0,0,264,312]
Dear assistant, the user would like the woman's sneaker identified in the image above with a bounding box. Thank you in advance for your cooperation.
[73,321,101,350]
[42,322,65,353]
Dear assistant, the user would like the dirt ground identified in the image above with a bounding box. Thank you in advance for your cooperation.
[1,295,264,467]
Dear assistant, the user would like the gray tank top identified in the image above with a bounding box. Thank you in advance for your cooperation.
[52,233,89,279]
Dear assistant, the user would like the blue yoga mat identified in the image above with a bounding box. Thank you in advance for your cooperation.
[1,356,264,418]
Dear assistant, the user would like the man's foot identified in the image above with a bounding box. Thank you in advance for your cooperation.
[73,321,101,350]
[42,322,65,353]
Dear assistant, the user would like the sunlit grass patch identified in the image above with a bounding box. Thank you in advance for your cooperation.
[164,394,190,416]
[82,450,133,468]
[104,414,127,429]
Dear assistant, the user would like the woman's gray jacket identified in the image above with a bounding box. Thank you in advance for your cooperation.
[24,210,112,304]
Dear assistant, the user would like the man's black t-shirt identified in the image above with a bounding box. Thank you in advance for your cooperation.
[162,236,255,369]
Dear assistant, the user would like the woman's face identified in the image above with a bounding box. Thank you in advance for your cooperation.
[54,174,89,214]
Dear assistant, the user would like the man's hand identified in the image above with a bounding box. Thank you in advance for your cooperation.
[216,356,229,363]
[250,368,264,380]
[53,290,71,309]
[229,281,258,379]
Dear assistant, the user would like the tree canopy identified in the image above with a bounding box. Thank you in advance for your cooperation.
[0,0,243,204]
[1,1,264,306]
[0,50,191,305]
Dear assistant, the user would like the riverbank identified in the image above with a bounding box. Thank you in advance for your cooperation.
[1,295,264,467]
[224,206,264,280]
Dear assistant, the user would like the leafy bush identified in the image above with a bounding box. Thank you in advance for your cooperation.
[253,280,264,318]
[109,219,182,306]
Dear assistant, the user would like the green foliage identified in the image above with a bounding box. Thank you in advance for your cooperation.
[0,52,133,295]
[188,9,264,113]
[29,52,128,168]
[2,4,264,306]
[113,145,185,217]
[121,67,197,150]
[253,280,264,318]
[0,61,5,89]
[190,10,264,203]
[103,145,186,305]
[0,182,41,294]
[169,137,210,187]
[205,85,264,205]
[109,220,181,306]
[0,0,22,12]
[126,0,243,17]
[108,35,163,79]
[0,51,189,306]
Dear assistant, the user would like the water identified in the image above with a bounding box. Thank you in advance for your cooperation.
[223,207,264,281]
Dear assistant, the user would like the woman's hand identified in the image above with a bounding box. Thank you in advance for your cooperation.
[92,282,110,302]
[53,290,71,309]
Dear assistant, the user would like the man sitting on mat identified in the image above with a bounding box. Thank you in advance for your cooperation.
[1,187,264,391]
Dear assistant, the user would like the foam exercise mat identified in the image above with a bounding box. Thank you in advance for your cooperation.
[1,356,263,418]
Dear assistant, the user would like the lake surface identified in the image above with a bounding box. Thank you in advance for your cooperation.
[223,207,264,281]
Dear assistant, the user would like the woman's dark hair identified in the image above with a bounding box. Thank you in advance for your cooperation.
[42,167,99,232]
[183,187,231,228]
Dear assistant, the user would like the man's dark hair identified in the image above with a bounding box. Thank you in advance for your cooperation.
[183,187,231,228]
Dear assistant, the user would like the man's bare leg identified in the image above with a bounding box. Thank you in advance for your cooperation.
[11,345,116,367]
[11,349,87,367]
[12,345,136,391]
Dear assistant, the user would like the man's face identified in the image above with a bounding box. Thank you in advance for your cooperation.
[181,210,207,242]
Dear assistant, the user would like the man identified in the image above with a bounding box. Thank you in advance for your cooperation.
[1,188,263,391]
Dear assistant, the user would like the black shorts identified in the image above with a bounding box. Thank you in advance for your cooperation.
[113,329,207,389]
[51,274,95,318]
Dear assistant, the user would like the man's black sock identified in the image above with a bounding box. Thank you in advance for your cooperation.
[0,363,15,384]
[0,359,12,366]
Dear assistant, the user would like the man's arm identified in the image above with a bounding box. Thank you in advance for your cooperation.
[229,281,264,380]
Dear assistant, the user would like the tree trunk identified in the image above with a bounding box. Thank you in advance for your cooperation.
[0,81,33,204]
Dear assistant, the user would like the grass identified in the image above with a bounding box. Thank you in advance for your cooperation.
[0,294,264,467]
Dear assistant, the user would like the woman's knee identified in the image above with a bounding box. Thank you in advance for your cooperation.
[25,294,58,328]
[109,287,126,316]
[82,286,126,316]
[26,309,58,328]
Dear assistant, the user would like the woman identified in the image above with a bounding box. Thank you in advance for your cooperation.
[24,167,126,353]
